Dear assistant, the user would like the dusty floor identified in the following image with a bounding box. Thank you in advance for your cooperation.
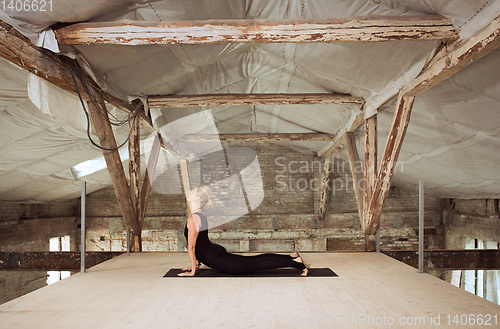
[0,252,499,328]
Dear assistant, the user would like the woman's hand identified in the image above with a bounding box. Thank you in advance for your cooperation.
[177,270,196,277]
[181,262,199,271]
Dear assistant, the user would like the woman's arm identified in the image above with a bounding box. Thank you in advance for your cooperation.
[177,214,201,276]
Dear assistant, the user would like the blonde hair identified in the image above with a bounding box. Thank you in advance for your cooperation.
[193,184,214,212]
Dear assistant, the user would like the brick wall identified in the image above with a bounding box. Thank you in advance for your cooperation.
[0,200,78,304]
[83,142,445,253]
[445,199,500,249]
[442,199,500,285]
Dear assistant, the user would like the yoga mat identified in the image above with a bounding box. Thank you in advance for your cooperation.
[164,268,337,277]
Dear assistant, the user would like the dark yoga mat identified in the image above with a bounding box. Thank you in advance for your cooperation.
[164,268,337,277]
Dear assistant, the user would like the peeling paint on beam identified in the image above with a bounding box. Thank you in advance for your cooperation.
[178,133,335,142]
[402,16,500,97]
[148,93,365,108]
[0,252,123,271]
[54,15,458,46]
[317,110,364,158]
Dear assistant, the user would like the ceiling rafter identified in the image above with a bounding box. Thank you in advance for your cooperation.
[53,15,458,46]
[148,93,364,108]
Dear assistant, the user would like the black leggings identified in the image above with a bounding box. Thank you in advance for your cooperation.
[200,244,306,274]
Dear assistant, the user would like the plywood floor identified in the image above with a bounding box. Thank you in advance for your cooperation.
[1,252,499,328]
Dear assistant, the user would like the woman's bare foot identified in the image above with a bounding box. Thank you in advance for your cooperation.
[290,252,308,276]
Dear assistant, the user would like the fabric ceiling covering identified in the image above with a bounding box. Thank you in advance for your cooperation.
[0,0,499,202]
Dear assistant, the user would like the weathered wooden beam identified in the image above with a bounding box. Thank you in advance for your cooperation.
[401,16,500,97]
[0,252,123,271]
[0,20,154,132]
[345,132,364,227]
[317,110,364,158]
[148,93,365,107]
[54,15,458,46]
[363,115,378,250]
[178,133,334,142]
[318,156,333,220]
[365,95,413,237]
[128,115,141,252]
[86,97,141,234]
[361,16,500,248]
[383,250,500,270]
[140,133,162,228]
[180,159,191,215]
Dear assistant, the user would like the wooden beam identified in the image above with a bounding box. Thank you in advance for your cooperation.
[0,252,123,271]
[128,115,141,252]
[317,110,364,158]
[180,159,191,215]
[318,156,333,220]
[86,97,141,234]
[383,250,500,270]
[361,16,500,247]
[140,133,162,228]
[148,93,365,107]
[178,133,334,142]
[0,20,154,132]
[363,115,378,250]
[492,199,500,216]
[54,15,458,46]
[345,132,364,227]
[401,16,500,97]
[365,94,414,237]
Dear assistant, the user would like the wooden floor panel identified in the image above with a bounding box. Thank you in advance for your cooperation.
[1,252,499,328]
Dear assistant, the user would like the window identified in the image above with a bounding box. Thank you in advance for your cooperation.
[47,236,71,285]
[451,238,500,305]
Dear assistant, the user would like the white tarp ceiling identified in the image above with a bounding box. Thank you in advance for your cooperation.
[0,0,499,202]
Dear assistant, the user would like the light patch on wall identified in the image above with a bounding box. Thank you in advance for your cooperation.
[47,236,71,285]
[71,147,129,178]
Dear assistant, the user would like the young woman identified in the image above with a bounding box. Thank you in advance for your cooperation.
[178,185,308,276]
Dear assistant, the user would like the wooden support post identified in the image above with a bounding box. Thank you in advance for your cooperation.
[363,115,377,251]
[128,115,141,252]
[180,159,191,215]
[54,15,458,46]
[140,134,162,228]
[319,156,333,220]
[491,199,500,216]
[86,96,141,235]
[366,95,415,238]
[345,132,364,227]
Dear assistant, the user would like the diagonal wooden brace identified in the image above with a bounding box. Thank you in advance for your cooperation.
[86,96,141,234]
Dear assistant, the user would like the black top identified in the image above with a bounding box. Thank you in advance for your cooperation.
[184,212,214,264]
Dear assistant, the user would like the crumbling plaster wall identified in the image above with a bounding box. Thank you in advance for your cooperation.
[442,199,500,286]
[445,199,500,249]
[0,200,78,304]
